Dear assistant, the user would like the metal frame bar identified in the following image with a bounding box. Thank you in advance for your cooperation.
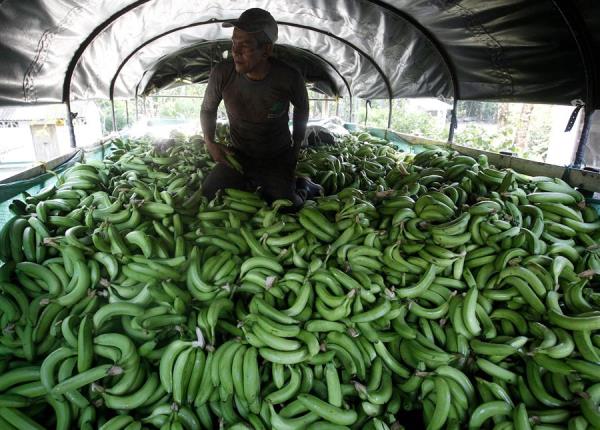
[349,95,353,123]
[387,98,392,137]
[111,99,117,132]
[65,101,77,148]
[448,98,458,144]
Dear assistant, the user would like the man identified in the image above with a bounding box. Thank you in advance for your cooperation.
[201,8,321,207]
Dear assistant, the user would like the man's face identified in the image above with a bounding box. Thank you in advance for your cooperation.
[231,27,268,74]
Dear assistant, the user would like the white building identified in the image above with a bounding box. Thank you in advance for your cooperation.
[0,101,102,180]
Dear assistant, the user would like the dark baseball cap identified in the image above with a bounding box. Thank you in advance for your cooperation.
[223,8,278,43]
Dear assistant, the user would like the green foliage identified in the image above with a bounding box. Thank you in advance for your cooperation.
[97,100,129,133]
[457,101,499,123]
[96,84,554,164]
[454,105,552,163]
[454,125,515,153]
[96,84,209,135]
[524,120,552,161]
[357,99,553,163]
[357,99,447,141]
[155,84,206,120]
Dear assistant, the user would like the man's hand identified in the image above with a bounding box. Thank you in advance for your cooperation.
[206,140,229,163]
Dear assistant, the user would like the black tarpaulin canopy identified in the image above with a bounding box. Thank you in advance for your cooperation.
[0,0,599,164]
[0,0,598,106]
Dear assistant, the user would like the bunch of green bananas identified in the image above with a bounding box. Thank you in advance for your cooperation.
[0,132,600,430]
[296,131,405,195]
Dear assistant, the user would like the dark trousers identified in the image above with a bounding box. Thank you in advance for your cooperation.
[202,150,304,207]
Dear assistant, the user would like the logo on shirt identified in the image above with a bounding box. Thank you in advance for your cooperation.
[267,101,286,119]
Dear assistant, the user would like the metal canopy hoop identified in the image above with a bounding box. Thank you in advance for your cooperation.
[62,0,152,103]
[448,98,458,144]
[550,0,597,109]
[279,21,394,103]
[138,41,348,97]
[550,0,598,167]
[368,0,460,100]
[109,34,353,101]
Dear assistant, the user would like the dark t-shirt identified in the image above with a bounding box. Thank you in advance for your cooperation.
[200,58,309,159]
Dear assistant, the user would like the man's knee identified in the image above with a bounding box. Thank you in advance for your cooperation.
[202,162,246,200]
[259,180,305,210]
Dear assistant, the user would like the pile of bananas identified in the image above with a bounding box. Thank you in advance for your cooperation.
[296,132,405,195]
[215,122,403,194]
[0,132,599,430]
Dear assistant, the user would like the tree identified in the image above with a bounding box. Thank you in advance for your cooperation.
[497,103,509,127]
[513,104,535,151]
